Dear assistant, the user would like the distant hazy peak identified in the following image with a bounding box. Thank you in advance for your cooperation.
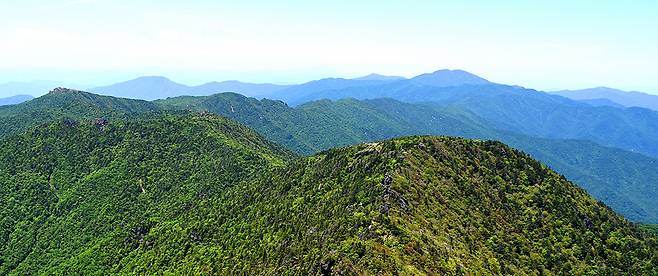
[353,73,406,81]
[411,69,491,87]
[554,87,624,94]
[205,80,242,85]
[127,76,179,83]
[592,86,619,91]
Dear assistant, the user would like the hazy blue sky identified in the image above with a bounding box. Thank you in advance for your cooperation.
[1,0,656,92]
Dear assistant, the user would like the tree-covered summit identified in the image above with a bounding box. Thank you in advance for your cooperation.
[0,87,158,137]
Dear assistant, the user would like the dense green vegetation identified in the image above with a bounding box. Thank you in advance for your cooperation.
[157,93,658,223]
[1,115,656,274]
[641,225,658,235]
[0,88,158,137]
[0,114,291,274]
[156,93,492,154]
[497,134,658,223]
[2,89,658,222]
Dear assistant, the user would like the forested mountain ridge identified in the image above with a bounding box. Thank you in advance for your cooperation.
[72,70,658,160]
[2,89,657,222]
[157,92,658,223]
[0,113,292,274]
[3,89,658,223]
[155,93,494,154]
[270,80,658,159]
[0,116,656,274]
[0,88,158,137]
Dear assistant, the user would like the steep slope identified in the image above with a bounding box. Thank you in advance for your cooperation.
[0,114,292,274]
[157,93,658,223]
[0,95,33,106]
[2,125,656,274]
[0,88,159,137]
[551,87,658,111]
[497,134,658,222]
[237,136,656,274]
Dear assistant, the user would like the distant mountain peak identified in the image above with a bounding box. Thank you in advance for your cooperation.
[411,69,491,87]
[213,80,242,84]
[131,76,177,83]
[353,73,406,81]
[90,76,290,100]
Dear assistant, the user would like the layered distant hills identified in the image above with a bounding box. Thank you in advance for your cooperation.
[0,95,33,106]
[79,70,658,160]
[91,76,290,100]
[351,73,405,81]
[550,87,658,111]
[5,70,656,111]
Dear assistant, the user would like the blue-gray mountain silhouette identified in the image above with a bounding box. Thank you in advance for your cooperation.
[550,87,658,111]
[0,95,34,106]
[92,76,289,100]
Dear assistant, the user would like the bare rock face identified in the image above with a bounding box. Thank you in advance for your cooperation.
[94,118,109,126]
[379,174,393,214]
[49,87,83,94]
[63,118,78,128]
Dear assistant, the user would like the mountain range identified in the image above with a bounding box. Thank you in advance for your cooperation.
[550,87,658,111]
[91,76,290,100]
[218,71,658,161]
[352,73,406,81]
[2,88,658,223]
[0,95,33,106]
[1,111,656,274]
[4,70,656,109]
[80,69,493,103]
[2,70,658,273]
